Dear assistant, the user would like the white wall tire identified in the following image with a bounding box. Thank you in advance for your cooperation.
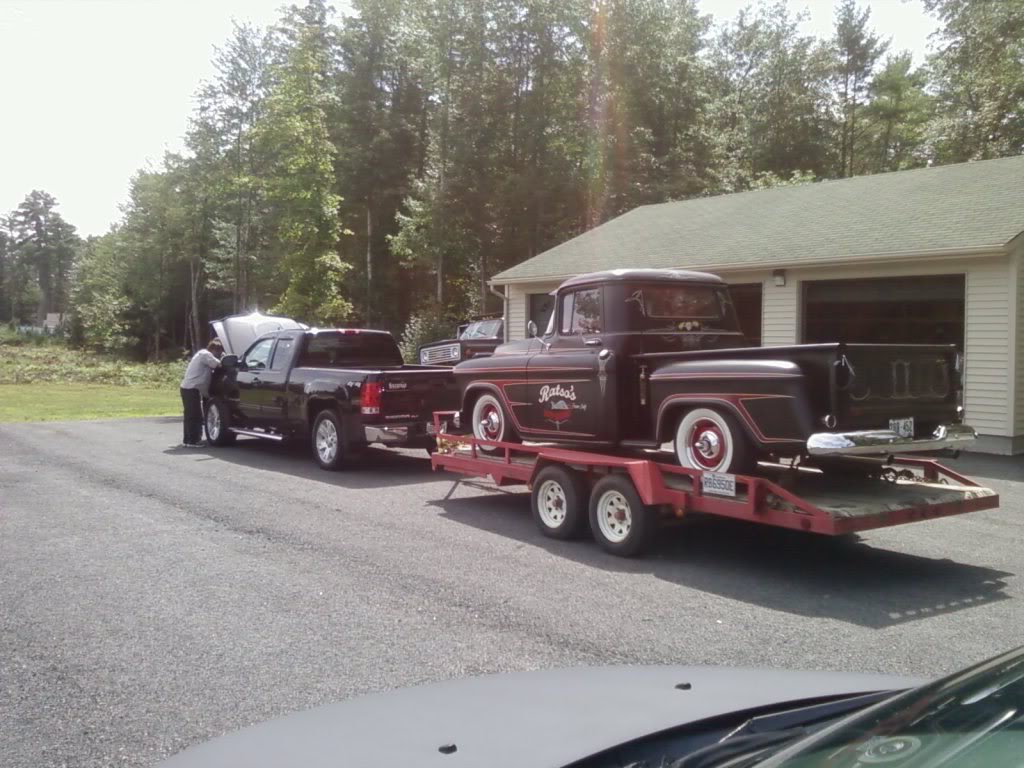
[674,408,751,473]
[471,393,515,452]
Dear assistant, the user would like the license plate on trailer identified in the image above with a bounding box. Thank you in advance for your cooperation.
[702,471,736,497]
[889,417,914,438]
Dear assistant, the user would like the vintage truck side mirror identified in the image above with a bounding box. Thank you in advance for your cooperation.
[527,320,538,338]
[221,354,239,369]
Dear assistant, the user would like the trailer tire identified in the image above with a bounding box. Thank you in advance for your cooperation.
[674,407,753,474]
[312,409,346,471]
[470,393,517,453]
[531,465,588,540]
[204,398,236,446]
[589,475,655,557]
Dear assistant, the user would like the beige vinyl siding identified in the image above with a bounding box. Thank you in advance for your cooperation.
[964,259,1013,437]
[761,279,800,346]
[507,284,529,341]
[1014,239,1024,434]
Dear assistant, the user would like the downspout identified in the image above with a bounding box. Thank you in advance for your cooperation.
[489,284,508,342]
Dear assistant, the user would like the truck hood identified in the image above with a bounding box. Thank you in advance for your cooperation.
[159,665,920,768]
[211,312,307,356]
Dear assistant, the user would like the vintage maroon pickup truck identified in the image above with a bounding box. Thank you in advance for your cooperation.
[452,269,976,472]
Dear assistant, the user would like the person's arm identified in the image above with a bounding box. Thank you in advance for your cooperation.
[201,350,221,369]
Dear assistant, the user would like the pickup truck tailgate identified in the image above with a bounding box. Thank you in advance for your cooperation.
[376,368,457,421]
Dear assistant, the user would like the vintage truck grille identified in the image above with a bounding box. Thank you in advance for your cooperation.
[846,355,951,402]
[421,343,461,365]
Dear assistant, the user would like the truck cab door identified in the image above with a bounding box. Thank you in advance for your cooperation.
[236,338,275,423]
[527,287,612,441]
[260,336,297,425]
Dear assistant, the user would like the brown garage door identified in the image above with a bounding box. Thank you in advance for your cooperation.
[730,283,763,346]
[803,274,965,349]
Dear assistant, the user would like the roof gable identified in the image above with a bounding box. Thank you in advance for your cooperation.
[493,156,1024,283]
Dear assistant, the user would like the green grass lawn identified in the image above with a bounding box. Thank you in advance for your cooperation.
[0,384,180,423]
[0,340,184,423]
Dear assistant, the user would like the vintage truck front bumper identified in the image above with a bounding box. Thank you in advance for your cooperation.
[807,423,977,456]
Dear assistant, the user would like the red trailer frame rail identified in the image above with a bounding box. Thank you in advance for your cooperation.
[429,412,999,556]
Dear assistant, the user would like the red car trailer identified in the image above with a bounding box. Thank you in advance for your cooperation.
[429,412,999,557]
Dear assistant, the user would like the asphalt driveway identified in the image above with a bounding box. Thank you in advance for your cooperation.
[1,417,1021,767]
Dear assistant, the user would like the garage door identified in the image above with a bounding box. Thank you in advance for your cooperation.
[803,274,965,349]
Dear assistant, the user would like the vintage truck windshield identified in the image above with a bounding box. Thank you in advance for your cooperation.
[460,319,502,339]
[299,332,403,368]
[626,284,740,333]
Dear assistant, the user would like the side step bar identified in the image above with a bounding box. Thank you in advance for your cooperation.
[229,427,285,442]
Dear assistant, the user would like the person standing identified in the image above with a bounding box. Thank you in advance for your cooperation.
[180,339,224,447]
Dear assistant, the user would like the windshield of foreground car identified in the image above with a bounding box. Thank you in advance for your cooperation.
[460,319,502,339]
[759,646,1024,768]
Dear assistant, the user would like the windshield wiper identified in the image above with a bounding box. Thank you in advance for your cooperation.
[663,692,895,768]
[667,728,809,768]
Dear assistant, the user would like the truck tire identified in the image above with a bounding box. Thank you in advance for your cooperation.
[531,465,588,540]
[674,407,753,474]
[312,409,346,471]
[204,398,236,447]
[588,474,655,557]
[470,393,518,453]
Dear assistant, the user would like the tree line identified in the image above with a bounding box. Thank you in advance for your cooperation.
[1,0,1021,360]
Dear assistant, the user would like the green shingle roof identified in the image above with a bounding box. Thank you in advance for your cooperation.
[492,155,1024,283]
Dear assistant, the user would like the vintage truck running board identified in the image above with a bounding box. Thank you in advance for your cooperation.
[229,427,285,442]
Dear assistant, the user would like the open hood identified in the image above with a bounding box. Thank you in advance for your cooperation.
[210,312,307,356]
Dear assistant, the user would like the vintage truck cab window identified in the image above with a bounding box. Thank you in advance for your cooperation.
[626,284,739,333]
[244,338,274,369]
[561,287,602,335]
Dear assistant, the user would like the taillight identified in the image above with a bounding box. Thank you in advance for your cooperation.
[361,382,382,415]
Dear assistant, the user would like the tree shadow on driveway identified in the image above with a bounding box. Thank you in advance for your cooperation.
[431,489,1013,630]
[163,438,439,489]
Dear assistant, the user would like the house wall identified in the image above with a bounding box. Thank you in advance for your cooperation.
[724,256,1015,451]
[1013,236,1024,447]
[501,253,1020,453]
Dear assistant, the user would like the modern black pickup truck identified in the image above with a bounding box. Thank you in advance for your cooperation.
[205,313,457,469]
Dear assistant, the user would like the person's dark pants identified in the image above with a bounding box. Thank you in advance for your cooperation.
[180,387,203,445]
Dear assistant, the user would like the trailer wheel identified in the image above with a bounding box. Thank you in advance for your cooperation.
[471,393,517,453]
[589,475,654,557]
[312,409,346,471]
[204,398,236,446]
[674,408,752,474]
[531,465,588,540]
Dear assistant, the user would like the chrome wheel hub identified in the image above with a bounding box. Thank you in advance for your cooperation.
[316,419,338,463]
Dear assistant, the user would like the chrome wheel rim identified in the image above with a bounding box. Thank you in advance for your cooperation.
[687,418,727,470]
[316,418,339,464]
[596,490,631,543]
[537,480,567,528]
[206,405,221,440]
[475,399,503,441]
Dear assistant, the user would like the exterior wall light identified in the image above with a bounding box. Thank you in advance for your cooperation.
[773,269,787,287]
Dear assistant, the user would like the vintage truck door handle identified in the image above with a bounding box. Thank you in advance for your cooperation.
[584,338,603,347]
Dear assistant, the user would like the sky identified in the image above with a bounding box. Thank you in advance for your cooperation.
[0,0,939,238]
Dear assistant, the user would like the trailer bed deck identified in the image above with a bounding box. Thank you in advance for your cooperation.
[430,411,998,553]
